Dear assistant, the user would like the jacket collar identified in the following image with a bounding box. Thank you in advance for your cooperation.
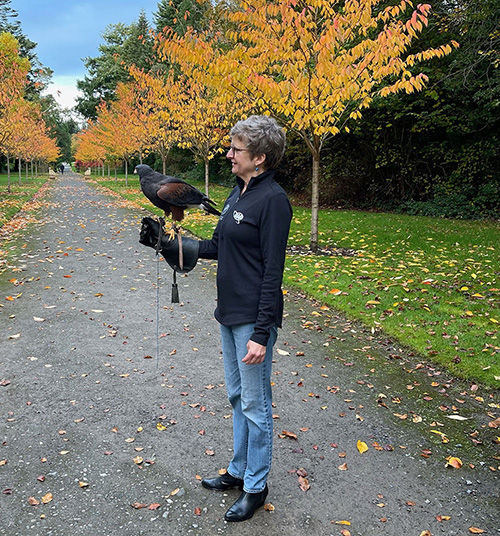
[236,169,275,192]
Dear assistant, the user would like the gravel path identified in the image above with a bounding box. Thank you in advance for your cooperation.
[0,173,498,536]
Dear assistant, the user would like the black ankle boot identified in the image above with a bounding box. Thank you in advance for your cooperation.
[201,473,243,491]
[224,485,268,522]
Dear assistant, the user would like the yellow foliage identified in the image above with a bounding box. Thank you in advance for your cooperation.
[157,0,454,150]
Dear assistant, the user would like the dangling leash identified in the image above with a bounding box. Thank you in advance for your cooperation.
[170,223,184,303]
[154,218,185,367]
[154,218,164,370]
[150,216,188,371]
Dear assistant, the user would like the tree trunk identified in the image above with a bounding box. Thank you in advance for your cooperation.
[114,166,117,182]
[108,164,110,177]
[25,162,28,181]
[18,157,21,185]
[204,158,209,197]
[6,154,11,193]
[310,146,321,253]
[162,154,166,175]
[30,160,34,178]
[125,159,128,187]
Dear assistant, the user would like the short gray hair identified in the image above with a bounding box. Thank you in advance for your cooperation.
[230,115,286,170]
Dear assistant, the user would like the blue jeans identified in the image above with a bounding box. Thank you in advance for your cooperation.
[220,322,278,493]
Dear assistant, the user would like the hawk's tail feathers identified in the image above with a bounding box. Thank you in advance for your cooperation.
[202,201,221,217]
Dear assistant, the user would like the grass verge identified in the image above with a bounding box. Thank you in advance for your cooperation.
[88,174,500,387]
[0,173,52,228]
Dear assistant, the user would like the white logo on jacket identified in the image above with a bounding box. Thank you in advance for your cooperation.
[233,210,244,224]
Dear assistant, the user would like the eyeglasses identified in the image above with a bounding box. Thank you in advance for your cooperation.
[228,145,249,154]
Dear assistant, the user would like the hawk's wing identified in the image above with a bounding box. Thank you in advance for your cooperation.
[156,181,203,207]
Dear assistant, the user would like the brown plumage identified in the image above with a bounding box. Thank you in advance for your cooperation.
[135,164,221,222]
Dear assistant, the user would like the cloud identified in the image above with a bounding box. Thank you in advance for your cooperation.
[42,75,82,110]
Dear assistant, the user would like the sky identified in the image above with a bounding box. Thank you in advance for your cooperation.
[11,0,161,111]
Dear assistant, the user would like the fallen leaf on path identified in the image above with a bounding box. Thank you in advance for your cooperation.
[445,457,463,469]
[357,440,368,454]
[194,507,201,515]
[78,481,89,488]
[280,430,297,440]
[41,493,53,504]
[264,503,275,511]
[430,430,449,443]
[276,348,290,356]
[298,476,310,491]
[28,497,40,506]
[469,529,486,534]
[488,417,500,428]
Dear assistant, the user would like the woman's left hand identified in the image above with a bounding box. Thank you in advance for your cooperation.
[242,340,267,364]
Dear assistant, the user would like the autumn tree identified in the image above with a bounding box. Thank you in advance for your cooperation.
[174,79,246,196]
[0,1,52,98]
[73,121,107,172]
[1,98,30,189]
[94,83,145,183]
[162,0,459,251]
[0,31,29,188]
[0,32,29,116]
[130,67,183,174]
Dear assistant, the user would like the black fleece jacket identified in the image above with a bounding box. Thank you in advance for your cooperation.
[198,169,292,346]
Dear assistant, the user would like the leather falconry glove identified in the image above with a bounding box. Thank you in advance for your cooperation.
[139,216,199,273]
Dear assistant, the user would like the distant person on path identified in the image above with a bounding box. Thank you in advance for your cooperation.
[59,163,64,174]
[140,115,292,522]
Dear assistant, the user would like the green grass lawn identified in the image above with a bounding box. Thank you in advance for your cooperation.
[0,173,51,228]
[89,174,500,387]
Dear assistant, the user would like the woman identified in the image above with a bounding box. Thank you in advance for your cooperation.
[140,115,292,522]
[198,115,292,522]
